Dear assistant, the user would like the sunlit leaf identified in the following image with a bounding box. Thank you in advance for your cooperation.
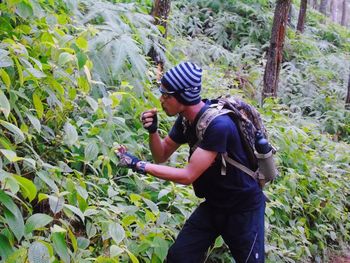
[0,69,11,91]
[125,248,139,263]
[13,174,37,202]
[76,37,88,50]
[0,90,10,119]
[0,149,23,162]
[33,93,44,119]
[6,247,27,263]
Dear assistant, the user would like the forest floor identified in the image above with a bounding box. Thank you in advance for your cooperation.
[329,249,350,263]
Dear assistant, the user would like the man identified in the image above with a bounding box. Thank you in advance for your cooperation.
[117,62,265,262]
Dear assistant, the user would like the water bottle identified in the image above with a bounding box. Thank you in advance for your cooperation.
[254,130,277,187]
[255,130,271,154]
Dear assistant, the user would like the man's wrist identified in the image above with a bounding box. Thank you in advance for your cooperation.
[136,161,148,174]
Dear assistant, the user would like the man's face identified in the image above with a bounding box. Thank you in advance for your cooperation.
[159,85,184,116]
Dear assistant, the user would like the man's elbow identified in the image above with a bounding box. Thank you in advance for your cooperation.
[179,178,192,185]
[178,171,196,185]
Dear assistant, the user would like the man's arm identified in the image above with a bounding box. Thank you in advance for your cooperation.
[149,133,180,163]
[139,147,217,185]
[141,109,180,163]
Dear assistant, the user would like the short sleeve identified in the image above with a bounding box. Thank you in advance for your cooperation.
[198,115,233,153]
[169,116,187,145]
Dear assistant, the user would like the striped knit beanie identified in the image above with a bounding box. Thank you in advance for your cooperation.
[161,62,203,105]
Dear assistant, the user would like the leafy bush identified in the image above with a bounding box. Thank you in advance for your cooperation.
[0,0,349,262]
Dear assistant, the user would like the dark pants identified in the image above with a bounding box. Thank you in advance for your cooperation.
[167,202,265,263]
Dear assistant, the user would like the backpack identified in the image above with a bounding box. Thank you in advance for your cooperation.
[193,96,278,188]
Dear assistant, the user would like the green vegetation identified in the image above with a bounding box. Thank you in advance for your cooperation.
[0,0,349,262]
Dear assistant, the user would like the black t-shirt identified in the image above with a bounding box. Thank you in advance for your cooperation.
[169,101,264,211]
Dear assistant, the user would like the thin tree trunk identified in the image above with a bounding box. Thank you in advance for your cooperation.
[330,0,337,21]
[262,0,291,101]
[148,0,171,80]
[346,68,350,109]
[319,0,329,15]
[341,0,348,26]
[313,0,319,9]
[297,0,308,32]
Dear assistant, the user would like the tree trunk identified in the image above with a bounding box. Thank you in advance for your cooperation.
[330,0,338,21]
[148,0,171,80]
[346,68,350,109]
[319,0,329,15]
[297,0,308,32]
[262,0,291,101]
[341,0,348,26]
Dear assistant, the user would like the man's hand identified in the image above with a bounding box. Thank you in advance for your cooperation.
[115,146,140,171]
[141,108,158,134]
[115,146,147,174]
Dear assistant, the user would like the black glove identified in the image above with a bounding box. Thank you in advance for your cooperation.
[115,148,147,174]
[141,110,158,134]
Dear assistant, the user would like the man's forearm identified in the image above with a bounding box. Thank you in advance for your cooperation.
[149,132,166,163]
[142,162,192,185]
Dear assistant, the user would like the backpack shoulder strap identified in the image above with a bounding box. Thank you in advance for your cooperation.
[195,103,258,180]
[196,104,232,141]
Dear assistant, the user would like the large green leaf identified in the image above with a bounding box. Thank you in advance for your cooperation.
[64,204,85,222]
[5,247,27,263]
[13,174,37,202]
[0,190,24,240]
[0,90,10,119]
[153,237,168,262]
[125,248,139,263]
[4,207,25,241]
[0,234,14,260]
[63,122,78,146]
[25,213,53,235]
[0,120,25,144]
[84,140,99,162]
[52,231,70,263]
[36,170,59,192]
[0,49,13,67]
[48,195,65,214]
[26,113,41,133]
[0,149,23,162]
[108,222,125,245]
[16,1,34,19]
